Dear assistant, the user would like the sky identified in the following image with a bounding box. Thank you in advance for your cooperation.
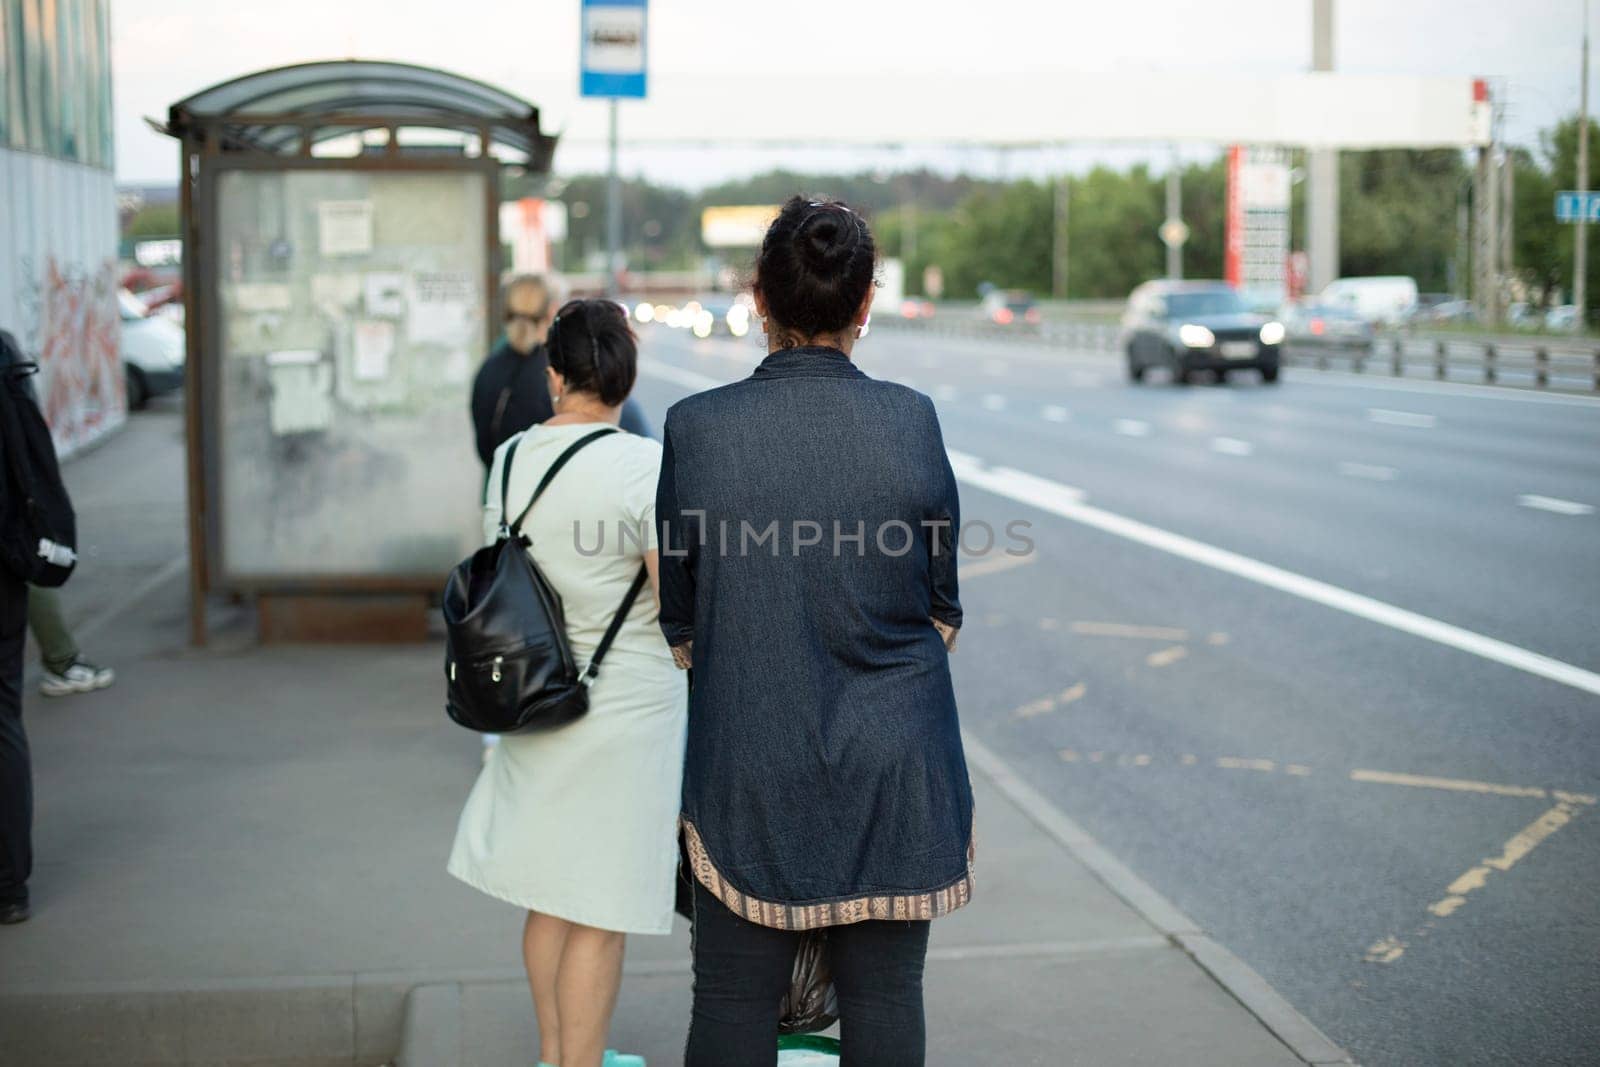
[111,0,1590,188]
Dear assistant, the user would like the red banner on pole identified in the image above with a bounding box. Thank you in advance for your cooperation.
[1224,144,1244,287]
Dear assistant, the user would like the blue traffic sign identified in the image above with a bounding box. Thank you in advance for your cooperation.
[581,0,648,99]
[1555,190,1600,222]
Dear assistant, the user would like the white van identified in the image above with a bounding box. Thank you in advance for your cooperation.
[1318,276,1418,326]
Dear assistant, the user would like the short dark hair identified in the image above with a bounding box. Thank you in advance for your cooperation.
[547,299,637,407]
[754,196,877,340]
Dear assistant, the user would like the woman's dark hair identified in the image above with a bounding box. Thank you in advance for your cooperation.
[546,299,637,406]
[754,196,877,341]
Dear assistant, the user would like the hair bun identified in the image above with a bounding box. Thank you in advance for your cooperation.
[797,207,859,272]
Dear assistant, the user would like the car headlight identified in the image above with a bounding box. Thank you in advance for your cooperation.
[1178,324,1215,348]
[1259,321,1286,346]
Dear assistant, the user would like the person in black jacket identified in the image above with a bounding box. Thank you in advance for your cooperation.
[0,329,34,924]
[471,274,557,468]
[471,276,653,470]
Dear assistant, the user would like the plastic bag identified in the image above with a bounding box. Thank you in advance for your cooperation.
[779,929,838,1034]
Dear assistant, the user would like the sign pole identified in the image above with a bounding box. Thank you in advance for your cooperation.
[1577,0,1590,329]
[607,98,621,297]
[580,0,647,298]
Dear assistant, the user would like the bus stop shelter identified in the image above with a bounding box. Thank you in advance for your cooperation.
[162,61,557,643]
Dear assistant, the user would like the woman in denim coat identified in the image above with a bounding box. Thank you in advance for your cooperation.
[657,197,973,1066]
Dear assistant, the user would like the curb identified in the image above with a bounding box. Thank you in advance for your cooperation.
[961,730,1356,1066]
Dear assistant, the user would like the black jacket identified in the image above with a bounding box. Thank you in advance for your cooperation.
[470,340,554,468]
[470,339,654,468]
[657,345,971,926]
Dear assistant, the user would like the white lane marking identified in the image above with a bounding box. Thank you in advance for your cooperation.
[1518,494,1596,516]
[935,384,959,402]
[636,358,1600,698]
[982,393,1008,411]
[1114,419,1151,437]
[947,449,1600,699]
[1210,437,1254,456]
[1042,405,1071,423]
[1368,408,1437,428]
[1339,462,1399,482]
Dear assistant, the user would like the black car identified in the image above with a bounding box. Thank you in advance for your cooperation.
[1121,281,1283,385]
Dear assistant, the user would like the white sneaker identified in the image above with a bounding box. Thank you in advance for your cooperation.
[39,659,115,697]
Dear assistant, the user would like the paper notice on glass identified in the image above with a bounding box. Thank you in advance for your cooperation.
[408,299,468,346]
[231,283,293,313]
[318,200,374,257]
[310,273,362,311]
[353,320,395,382]
[364,272,406,318]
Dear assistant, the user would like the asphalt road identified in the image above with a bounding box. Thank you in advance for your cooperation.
[628,323,1600,1067]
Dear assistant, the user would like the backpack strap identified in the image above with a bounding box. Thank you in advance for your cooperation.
[578,563,650,688]
[500,427,619,540]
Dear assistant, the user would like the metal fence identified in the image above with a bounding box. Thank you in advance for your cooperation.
[878,316,1600,394]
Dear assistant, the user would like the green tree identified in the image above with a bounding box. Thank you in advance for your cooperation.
[1338,149,1467,291]
[1536,116,1600,315]
[1066,164,1164,298]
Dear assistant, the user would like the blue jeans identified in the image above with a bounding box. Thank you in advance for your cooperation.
[685,878,932,1067]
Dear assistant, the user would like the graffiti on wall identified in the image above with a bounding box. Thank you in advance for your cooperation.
[15,256,124,455]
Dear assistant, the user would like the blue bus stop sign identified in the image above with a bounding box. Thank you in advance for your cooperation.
[1555,190,1600,222]
[581,0,648,99]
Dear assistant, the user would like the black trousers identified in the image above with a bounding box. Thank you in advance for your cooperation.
[0,573,29,906]
[685,878,932,1067]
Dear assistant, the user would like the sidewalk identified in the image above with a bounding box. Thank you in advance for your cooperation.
[0,408,1348,1066]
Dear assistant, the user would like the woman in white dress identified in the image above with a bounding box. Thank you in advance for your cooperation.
[448,299,687,1067]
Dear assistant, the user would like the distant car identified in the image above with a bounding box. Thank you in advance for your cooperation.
[1122,280,1282,385]
[119,289,186,409]
[899,298,936,320]
[1278,300,1374,344]
[1318,276,1418,326]
[979,290,1040,327]
[685,294,752,339]
[1545,305,1579,333]
[1427,300,1477,325]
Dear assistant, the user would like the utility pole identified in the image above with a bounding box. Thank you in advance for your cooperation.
[1307,0,1339,295]
[1053,176,1070,298]
[1577,0,1590,328]
[606,98,622,297]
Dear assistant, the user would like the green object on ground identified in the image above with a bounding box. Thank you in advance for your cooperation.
[777,1033,841,1065]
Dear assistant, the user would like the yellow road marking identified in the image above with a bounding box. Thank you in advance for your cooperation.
[1070,621,1191,641]
[1018,684,1086,722]
[1424,801,1581,920]
[1364,936,1407,964]
[1014,696,1057,719]
[1217,757,1277,772]
[1146,645,1189,668]
[961,553,1038,580]
[1348,768,1574,802]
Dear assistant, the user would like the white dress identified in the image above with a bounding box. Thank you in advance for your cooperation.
[447,422,688,935]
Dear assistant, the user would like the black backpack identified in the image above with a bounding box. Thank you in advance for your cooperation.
[443,427,647,734]
[0,332,77,588]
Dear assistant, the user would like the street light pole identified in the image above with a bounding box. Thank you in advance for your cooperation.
[1577,0,1590,328]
